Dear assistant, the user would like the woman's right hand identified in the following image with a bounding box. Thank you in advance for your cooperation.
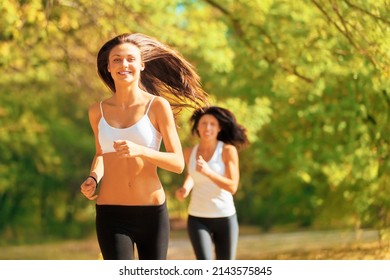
[80,177,98,200]
[175,187,189,202]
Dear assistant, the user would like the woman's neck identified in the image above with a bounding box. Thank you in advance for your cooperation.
[198,139,218,151]
[113,84,143,108]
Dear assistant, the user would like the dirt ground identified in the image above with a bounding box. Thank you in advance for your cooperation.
[1,228,389,260]
[168,228,390,260]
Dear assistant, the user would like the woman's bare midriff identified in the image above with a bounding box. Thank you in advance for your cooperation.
[96,153,165,206]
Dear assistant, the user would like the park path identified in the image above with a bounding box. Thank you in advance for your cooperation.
[167,229,379,260]
[0,228,380,260]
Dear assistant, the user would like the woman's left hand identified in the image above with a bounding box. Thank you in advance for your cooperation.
[113,140,143,158]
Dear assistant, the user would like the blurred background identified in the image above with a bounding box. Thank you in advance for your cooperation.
[0,0,389,257]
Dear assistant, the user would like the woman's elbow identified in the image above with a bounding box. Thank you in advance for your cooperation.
[174,166,184,174]
[172,159,185,174]
[178,160,185,173]
[173,167,184,174]
[229,183,239,195]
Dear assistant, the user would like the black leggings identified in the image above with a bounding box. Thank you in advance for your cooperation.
[95,202,170,260]
[187,214,239,260]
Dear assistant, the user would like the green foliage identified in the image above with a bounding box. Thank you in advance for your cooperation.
[0,0,388,243]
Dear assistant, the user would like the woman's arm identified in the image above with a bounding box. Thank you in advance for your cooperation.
[80,104,104,200]
[175,173,194,201]
[176,148,194,201]
[196,144,240,194]
[87,103,104,180]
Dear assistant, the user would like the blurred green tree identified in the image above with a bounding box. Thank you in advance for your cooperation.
[0,0,388,243]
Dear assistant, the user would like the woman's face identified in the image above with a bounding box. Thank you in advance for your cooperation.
[107,43,144,85]
[197,114,221,140]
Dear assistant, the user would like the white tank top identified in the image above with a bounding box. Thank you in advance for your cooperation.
[188,141,236,218]
[98,97,162,154]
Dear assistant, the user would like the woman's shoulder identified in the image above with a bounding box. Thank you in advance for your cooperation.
[183,146,196,162]
[149,95,170,108]
[88,101,103,123]
[222,143,237,150]
[88,101,101,110]
[148,95,173,122]
[221,142,238,157]
[89,97,115,114]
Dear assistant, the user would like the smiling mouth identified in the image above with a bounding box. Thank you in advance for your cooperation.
[118,71,132,75]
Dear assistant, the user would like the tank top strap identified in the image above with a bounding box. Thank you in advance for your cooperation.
[217,140,224,150]
[189,144,198,167]
[99,101,104,118]
[145,96,156,115]
[215,141,224,159]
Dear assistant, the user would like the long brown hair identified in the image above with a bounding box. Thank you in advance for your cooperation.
[97,33,208,114]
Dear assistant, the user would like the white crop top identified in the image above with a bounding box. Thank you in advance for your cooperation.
[187,141,236,218]
[98,97,162,154]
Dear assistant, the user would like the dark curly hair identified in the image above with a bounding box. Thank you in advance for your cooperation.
[190,106,249,150]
